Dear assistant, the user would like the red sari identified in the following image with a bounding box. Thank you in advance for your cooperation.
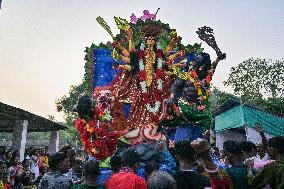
[111,68,171,130]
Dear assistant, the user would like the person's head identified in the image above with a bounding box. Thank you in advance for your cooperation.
[0,161,7,179]
[146,35,156,47]
[147,170,177,189]
[48,152,70,173]
[256,143,266,158]
[268,136,284,160]
[0,146,6,156]
[223,140,243,165]
[83,160,100,180]
[212,146,220,157]
[20,170,34,186]
[122,149,140,173]
[38,149,44,156]
[30,148,39,156]
[174,140,196,166]
[12,156,20,166]
[5,150,12,160]
[110,155,122,173]
[240,141,257,159]
[44,146,49,155]
[25,148,31,157]
[22,159,30,170]
[144,161,159,180]
[12,150,20,159]
[59,146,76,165]
[73,157,83,173]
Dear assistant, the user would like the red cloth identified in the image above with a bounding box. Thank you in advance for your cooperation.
[111,70,171,130]
[210,177,230,189]
[105,168,147,189]
[4,184,11,189]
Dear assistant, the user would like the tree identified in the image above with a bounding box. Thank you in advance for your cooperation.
[224,58,284,116]
[209,86,237,115]
[55,84,86,147]
[224,58,284,99]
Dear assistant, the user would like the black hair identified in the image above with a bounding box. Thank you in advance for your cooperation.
[83,160,100,176]
[110,155,122,173]
[147,170,176,189]
[223,140,242,155]
[48,152,68,171]
[12,150,20,159]
[74,157,83,165]
[20,171,33,186]
[122,149,140,168]
[144,161,159,177]
[0,146,6,155]
[59,145,73,156]
[0,161,7,167]
[5,150,11,156]
[22,159,30,166]
[268,136,284,153]
[240,141,257,153]
[74,96,95,120]
[174,140,195,160]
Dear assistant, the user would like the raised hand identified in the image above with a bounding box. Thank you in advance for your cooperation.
[112,41,121,49]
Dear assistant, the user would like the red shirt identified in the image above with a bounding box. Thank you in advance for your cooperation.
[105,167,147,189]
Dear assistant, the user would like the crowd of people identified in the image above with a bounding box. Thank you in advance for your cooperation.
[0,124,283,189]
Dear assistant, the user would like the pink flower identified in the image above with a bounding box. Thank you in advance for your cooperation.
[130,13,137,24]
[140,10,156,21]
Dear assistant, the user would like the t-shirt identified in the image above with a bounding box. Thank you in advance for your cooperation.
[39,171,72,189]
[105,168,147,189]
[174,170,210,189]
[225,164,257,189]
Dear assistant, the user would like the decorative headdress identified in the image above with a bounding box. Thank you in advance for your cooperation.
[140,23,162,40]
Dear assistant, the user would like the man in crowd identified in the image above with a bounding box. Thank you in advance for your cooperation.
[240,141,257,162]
[39,152,71,189]
[72,160,104,189]
[247,136,284,189]
[173,140,210,189]
[105,149,147,189]
[147,170,176,189]
[223,140,257,189]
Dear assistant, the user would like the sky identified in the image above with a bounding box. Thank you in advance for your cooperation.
[0,0,284,122]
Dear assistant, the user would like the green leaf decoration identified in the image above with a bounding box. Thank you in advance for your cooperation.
[96,16,115,39]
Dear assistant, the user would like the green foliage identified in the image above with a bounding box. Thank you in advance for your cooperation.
[55,84,86,146]
[209,86,237,115]
[224,58,284,99]
[261,97,284,116]
[224,58,284,116]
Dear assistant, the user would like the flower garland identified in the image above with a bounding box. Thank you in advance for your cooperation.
[74,102,120,160]
[138,42,165,113]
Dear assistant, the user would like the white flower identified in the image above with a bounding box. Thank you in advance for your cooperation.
[140,81,147,93]
[157,58,163,69]
[139,60,145,70]
[140,43,145,50]
[146,101,161,113]
[157,79,163,90]
[156,42,161,49]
